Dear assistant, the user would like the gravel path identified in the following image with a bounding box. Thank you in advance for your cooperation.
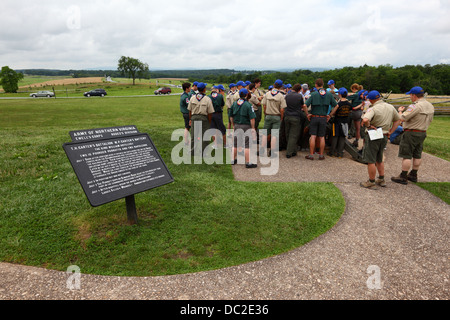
[1,143,448,300]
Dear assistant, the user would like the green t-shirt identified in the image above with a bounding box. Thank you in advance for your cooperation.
[230,99,256,125]
[209,92,225,113]
[348,91,363,108]
[305,89,337,116]
[180,92,190,114]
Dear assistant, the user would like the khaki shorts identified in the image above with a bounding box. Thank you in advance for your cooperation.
[234,124,252,149]
[363,135,388,164]
[264,115,281,136]
[399,131,427,160]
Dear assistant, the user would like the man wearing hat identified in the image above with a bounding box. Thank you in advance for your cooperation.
[391,87,434,185]
[261,79,287,157]
[188,82,215,155]
[180,82,192,145]
[302,78,338,160]
[209,85,227,149]
[190,82,199,97]
[360,90,401,189]
[229,88,257,169]
[226,84,237,129]
[233,81,247,104]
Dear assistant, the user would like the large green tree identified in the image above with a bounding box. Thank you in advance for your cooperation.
[0,66,24,93]
[117,56,150,85]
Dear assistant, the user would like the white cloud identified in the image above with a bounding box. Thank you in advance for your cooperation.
[0,0,449,70]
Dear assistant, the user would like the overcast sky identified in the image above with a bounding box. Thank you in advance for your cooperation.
[1,0,449,71]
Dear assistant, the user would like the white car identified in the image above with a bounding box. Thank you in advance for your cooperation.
[30,91,55,98]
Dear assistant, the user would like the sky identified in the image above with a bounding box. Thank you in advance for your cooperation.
[1,0,449,71]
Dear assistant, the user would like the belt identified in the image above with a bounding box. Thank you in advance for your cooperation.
[311,115,328,118]
[404,129,426,133]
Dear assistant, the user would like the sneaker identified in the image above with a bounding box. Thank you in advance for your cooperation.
[391,175,408,185]
[407,174,418,183]
[376,179,387,187]
[318,155,326,161]
[246,163,258,169]
[231,159,237,166]
[326,152,334,157]
[305,155,314,161]
[360,180,379,189]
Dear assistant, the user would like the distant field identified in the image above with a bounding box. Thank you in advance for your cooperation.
[0,76,185,97]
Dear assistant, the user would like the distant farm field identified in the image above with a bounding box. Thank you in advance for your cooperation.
[20,77,104,88]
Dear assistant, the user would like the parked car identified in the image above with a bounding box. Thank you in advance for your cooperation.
[30,91,55,98]
[84,89,107,97]
[154,87,172,95]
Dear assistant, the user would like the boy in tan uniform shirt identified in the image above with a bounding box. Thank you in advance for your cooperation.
[188,82,215,155]
[261,79,287,157]
[391,87,434,184]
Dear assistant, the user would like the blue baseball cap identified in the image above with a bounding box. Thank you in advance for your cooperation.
[245,81,251,86]
[236,81,245,87]
[216,84,225,91]
[193,81,199,86]
[274,79,283,86]
[197,83,207,90]
[229,83,236,88]
[328,80,335,86]
[406,86,425,95]
[338,87,348,96]
[268,85,274,90]
[367,90,381,100]
[239,88,249,96]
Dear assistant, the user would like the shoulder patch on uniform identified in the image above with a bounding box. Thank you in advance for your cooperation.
[407,103,417,113]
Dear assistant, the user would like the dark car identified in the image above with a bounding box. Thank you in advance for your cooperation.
[84,89,107,97]
[154,87,172,95]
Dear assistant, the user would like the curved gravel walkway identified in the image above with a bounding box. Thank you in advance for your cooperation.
[1,143,449,300]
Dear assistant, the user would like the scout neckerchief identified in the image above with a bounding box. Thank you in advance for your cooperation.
[271,89,279,96]
[211,92,218,99]
[237,98,245,107]
[318,88,327,97]
[196,93,205,101]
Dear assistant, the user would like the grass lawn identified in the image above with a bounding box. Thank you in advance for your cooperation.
[416,183,450,204]
[416,116,450,204]
[423,116,450,161]
[0,96,345,277]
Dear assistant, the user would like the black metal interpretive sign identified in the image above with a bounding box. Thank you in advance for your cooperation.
[63,126,173,223]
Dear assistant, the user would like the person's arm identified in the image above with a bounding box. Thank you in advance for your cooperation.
[388,120,402,138]
[329,104,340,118]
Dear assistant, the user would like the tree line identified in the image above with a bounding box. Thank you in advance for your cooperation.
[195,64,450,95]
[8,63,450,95]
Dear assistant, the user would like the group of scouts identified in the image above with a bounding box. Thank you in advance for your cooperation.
[180,77,435,189]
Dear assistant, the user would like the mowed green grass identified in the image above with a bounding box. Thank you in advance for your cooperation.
[0,96,345,277]
[423,116,450,161]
